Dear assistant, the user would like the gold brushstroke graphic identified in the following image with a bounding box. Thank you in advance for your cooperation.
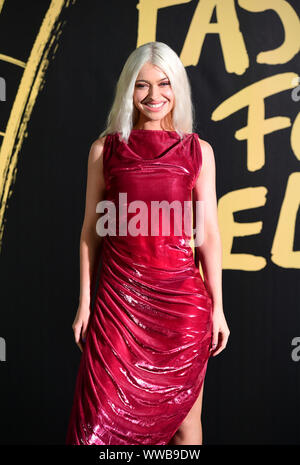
[0,0,76,251]
[137,0,300,269]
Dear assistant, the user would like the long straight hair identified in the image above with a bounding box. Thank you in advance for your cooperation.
[98,42,195,144]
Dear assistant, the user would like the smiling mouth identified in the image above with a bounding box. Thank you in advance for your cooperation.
[144,102,166,109]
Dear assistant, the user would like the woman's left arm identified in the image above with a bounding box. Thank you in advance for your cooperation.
[193,137,230,357]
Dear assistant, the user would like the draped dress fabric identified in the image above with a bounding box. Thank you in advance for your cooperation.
[66,129,213,445]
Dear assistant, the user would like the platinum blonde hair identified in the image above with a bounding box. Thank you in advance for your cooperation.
[98,41,195,144]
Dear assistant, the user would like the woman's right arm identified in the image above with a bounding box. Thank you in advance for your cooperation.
[72,136,107,352]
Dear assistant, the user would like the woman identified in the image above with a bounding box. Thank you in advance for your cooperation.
[66,41,230,446]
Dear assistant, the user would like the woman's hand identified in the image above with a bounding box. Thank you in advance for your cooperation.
[210,306,230,357]
[72,304,91,352]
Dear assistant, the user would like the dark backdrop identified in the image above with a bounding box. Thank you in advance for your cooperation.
[0,0,299,445]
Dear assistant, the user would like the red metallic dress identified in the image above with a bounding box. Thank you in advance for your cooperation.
[66,129,213,445]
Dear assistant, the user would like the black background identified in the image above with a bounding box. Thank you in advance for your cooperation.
[0,0,299,444]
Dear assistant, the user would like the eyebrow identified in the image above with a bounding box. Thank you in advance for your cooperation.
[135,78,169,83]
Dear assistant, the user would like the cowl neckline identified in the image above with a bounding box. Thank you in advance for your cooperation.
[117,129,193,160]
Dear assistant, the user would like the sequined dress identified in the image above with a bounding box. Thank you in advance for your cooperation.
[65,129,213,445]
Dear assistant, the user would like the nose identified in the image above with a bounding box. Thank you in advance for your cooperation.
[147,85,162,100]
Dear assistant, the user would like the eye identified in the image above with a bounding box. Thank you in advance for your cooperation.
[135,82,170,88]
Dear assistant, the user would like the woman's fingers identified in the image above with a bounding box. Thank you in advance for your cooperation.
[81,321,88,344]
[211,330,229,356]
[72,321,81,344]
[210,325,219,352]
[72,320,83,352]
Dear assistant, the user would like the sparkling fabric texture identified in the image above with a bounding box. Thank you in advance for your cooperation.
[66,129,213,445]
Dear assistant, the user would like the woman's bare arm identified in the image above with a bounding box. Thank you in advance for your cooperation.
[193,138,230,356]
[72,136,106,351]
[193,138,223,309]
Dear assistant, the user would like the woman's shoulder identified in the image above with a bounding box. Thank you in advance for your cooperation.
[92,134,113,151]
[88,136,108,163]
[93,135,107,147]
[192,133,213,152]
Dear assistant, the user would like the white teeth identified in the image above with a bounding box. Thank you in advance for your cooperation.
[146,102,165,108]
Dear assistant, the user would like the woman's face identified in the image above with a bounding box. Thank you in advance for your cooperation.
[133,62,175,129]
